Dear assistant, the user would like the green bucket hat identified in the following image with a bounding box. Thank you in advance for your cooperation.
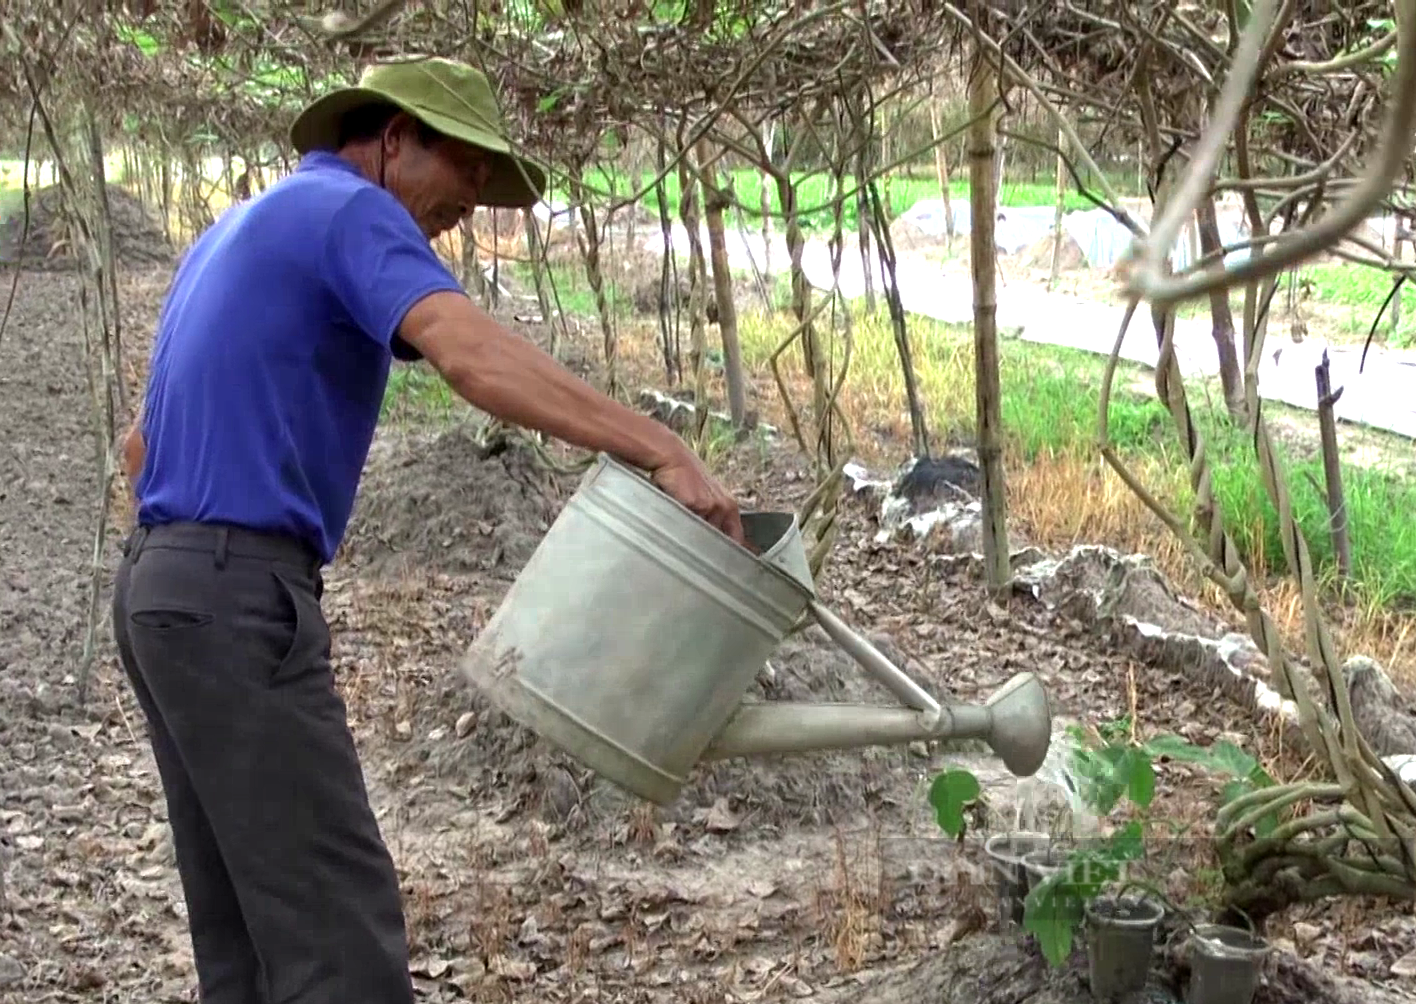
[290,57,546,209]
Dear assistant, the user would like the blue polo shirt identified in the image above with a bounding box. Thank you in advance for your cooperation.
[135,151,467,563]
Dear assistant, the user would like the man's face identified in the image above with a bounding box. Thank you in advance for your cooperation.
[381,116,494,239]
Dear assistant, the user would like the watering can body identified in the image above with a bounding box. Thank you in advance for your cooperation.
[461,454,1052,806]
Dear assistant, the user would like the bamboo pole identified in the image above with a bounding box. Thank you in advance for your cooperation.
[968,24,1010,592]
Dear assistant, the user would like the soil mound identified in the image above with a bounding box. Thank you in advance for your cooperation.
[341,424,568,578]
[407,622,986,838]
[1020,230,1086,271]
[889,215,951,254]
[0,184,174,271]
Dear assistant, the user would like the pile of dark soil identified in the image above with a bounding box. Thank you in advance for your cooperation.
[0,184,174,271]
[340,424,568,579]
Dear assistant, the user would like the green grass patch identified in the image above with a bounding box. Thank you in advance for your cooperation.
[1203,427,1416,609]
[508,260,634,321]
[382,363,462,425]
[1300,261,1416,347]
[556,168,1094,233]
[733,302,1416,610]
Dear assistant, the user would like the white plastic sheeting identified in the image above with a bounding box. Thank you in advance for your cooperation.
[895,198,1253,270]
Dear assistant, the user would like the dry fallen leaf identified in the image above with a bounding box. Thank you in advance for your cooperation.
[1292,921,1321,950]
[489,955,536,980]
[704,798,739,833]
[747,879,777,899]
[410,956,451,979]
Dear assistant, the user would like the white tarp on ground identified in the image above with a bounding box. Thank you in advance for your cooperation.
[895,199,1253,270]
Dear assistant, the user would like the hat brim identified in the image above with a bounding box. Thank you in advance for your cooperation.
[289,86,547,209]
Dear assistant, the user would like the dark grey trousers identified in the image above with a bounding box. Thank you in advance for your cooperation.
[112,522,414,1004]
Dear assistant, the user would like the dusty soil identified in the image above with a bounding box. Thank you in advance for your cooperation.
[0,184,175,271]
[1,258,1413,1004]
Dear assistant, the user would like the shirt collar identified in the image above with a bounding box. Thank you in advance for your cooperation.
[297,151,364,177]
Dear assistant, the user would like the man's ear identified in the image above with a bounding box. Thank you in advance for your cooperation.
[384,112,422,156]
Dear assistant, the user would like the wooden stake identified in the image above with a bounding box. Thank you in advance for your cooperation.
[1314,351,1351,583]
[968,23,1010,594]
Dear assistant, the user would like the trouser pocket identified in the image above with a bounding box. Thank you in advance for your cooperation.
[268,569,327,687]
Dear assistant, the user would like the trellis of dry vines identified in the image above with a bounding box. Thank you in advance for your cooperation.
[903,0,1416,919]
[1025,0,1416,918]
[1,0,971,584]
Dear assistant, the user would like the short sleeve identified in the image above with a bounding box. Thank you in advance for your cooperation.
[322,188,468,359]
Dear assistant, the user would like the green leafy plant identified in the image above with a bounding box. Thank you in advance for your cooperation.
[926,722,1281,965]
[929,768,982,838]
[1025,726,1277,964]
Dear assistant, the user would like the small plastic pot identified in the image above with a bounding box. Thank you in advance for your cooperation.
[1185,924,1269,1004]
[982,831,1051,926]
[1021,845,1069,894]
[1084,894,1164,1002]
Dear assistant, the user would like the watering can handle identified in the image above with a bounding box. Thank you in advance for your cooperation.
[808,600,942,715]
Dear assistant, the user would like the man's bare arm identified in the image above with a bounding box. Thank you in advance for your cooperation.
[114,397,145,516]
[398,290,745,544]
[119,420,145,485]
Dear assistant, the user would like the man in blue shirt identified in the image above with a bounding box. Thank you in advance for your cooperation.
[113,58,745,1004]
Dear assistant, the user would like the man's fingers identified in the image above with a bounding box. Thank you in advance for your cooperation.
[694,497,743,546]
[712,497,748,548]
[725,512,749,548]
[654,462,746,547]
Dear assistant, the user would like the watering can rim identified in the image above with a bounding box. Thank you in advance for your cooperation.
[589,452,815,596]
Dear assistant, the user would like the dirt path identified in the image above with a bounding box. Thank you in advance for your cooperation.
[1,263,1412,1002]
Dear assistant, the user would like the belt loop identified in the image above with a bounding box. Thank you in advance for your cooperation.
[214,526,229,570]
[127,525,150,562]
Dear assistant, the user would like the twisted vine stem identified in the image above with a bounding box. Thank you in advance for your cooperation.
[1096,294,1416,914]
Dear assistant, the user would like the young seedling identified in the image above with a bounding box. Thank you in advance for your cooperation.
[926,719,1280,967]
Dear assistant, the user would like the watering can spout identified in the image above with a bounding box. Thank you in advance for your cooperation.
[701,671,1052,778]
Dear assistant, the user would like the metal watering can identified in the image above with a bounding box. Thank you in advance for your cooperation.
[461,454,1053,806]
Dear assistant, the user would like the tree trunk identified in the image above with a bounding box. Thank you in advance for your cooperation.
[1195,196,1246,421]
[968,26,1009,594]
[761,121,775,290]
[929,82,956,249]
[653,129,682,385]
[677,144,712,448]
[521,207,554,333]
[869,181,929,458]
[1048,126,1065,291]
[1315,353,1351,582]
[858,178,876,313]
[697,139,747,427]
[570,173,618,399]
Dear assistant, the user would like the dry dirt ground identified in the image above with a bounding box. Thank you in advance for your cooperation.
[2,241,1415,1002]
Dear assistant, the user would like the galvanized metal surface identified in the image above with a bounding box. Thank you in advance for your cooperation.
[461,453,1053,805]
